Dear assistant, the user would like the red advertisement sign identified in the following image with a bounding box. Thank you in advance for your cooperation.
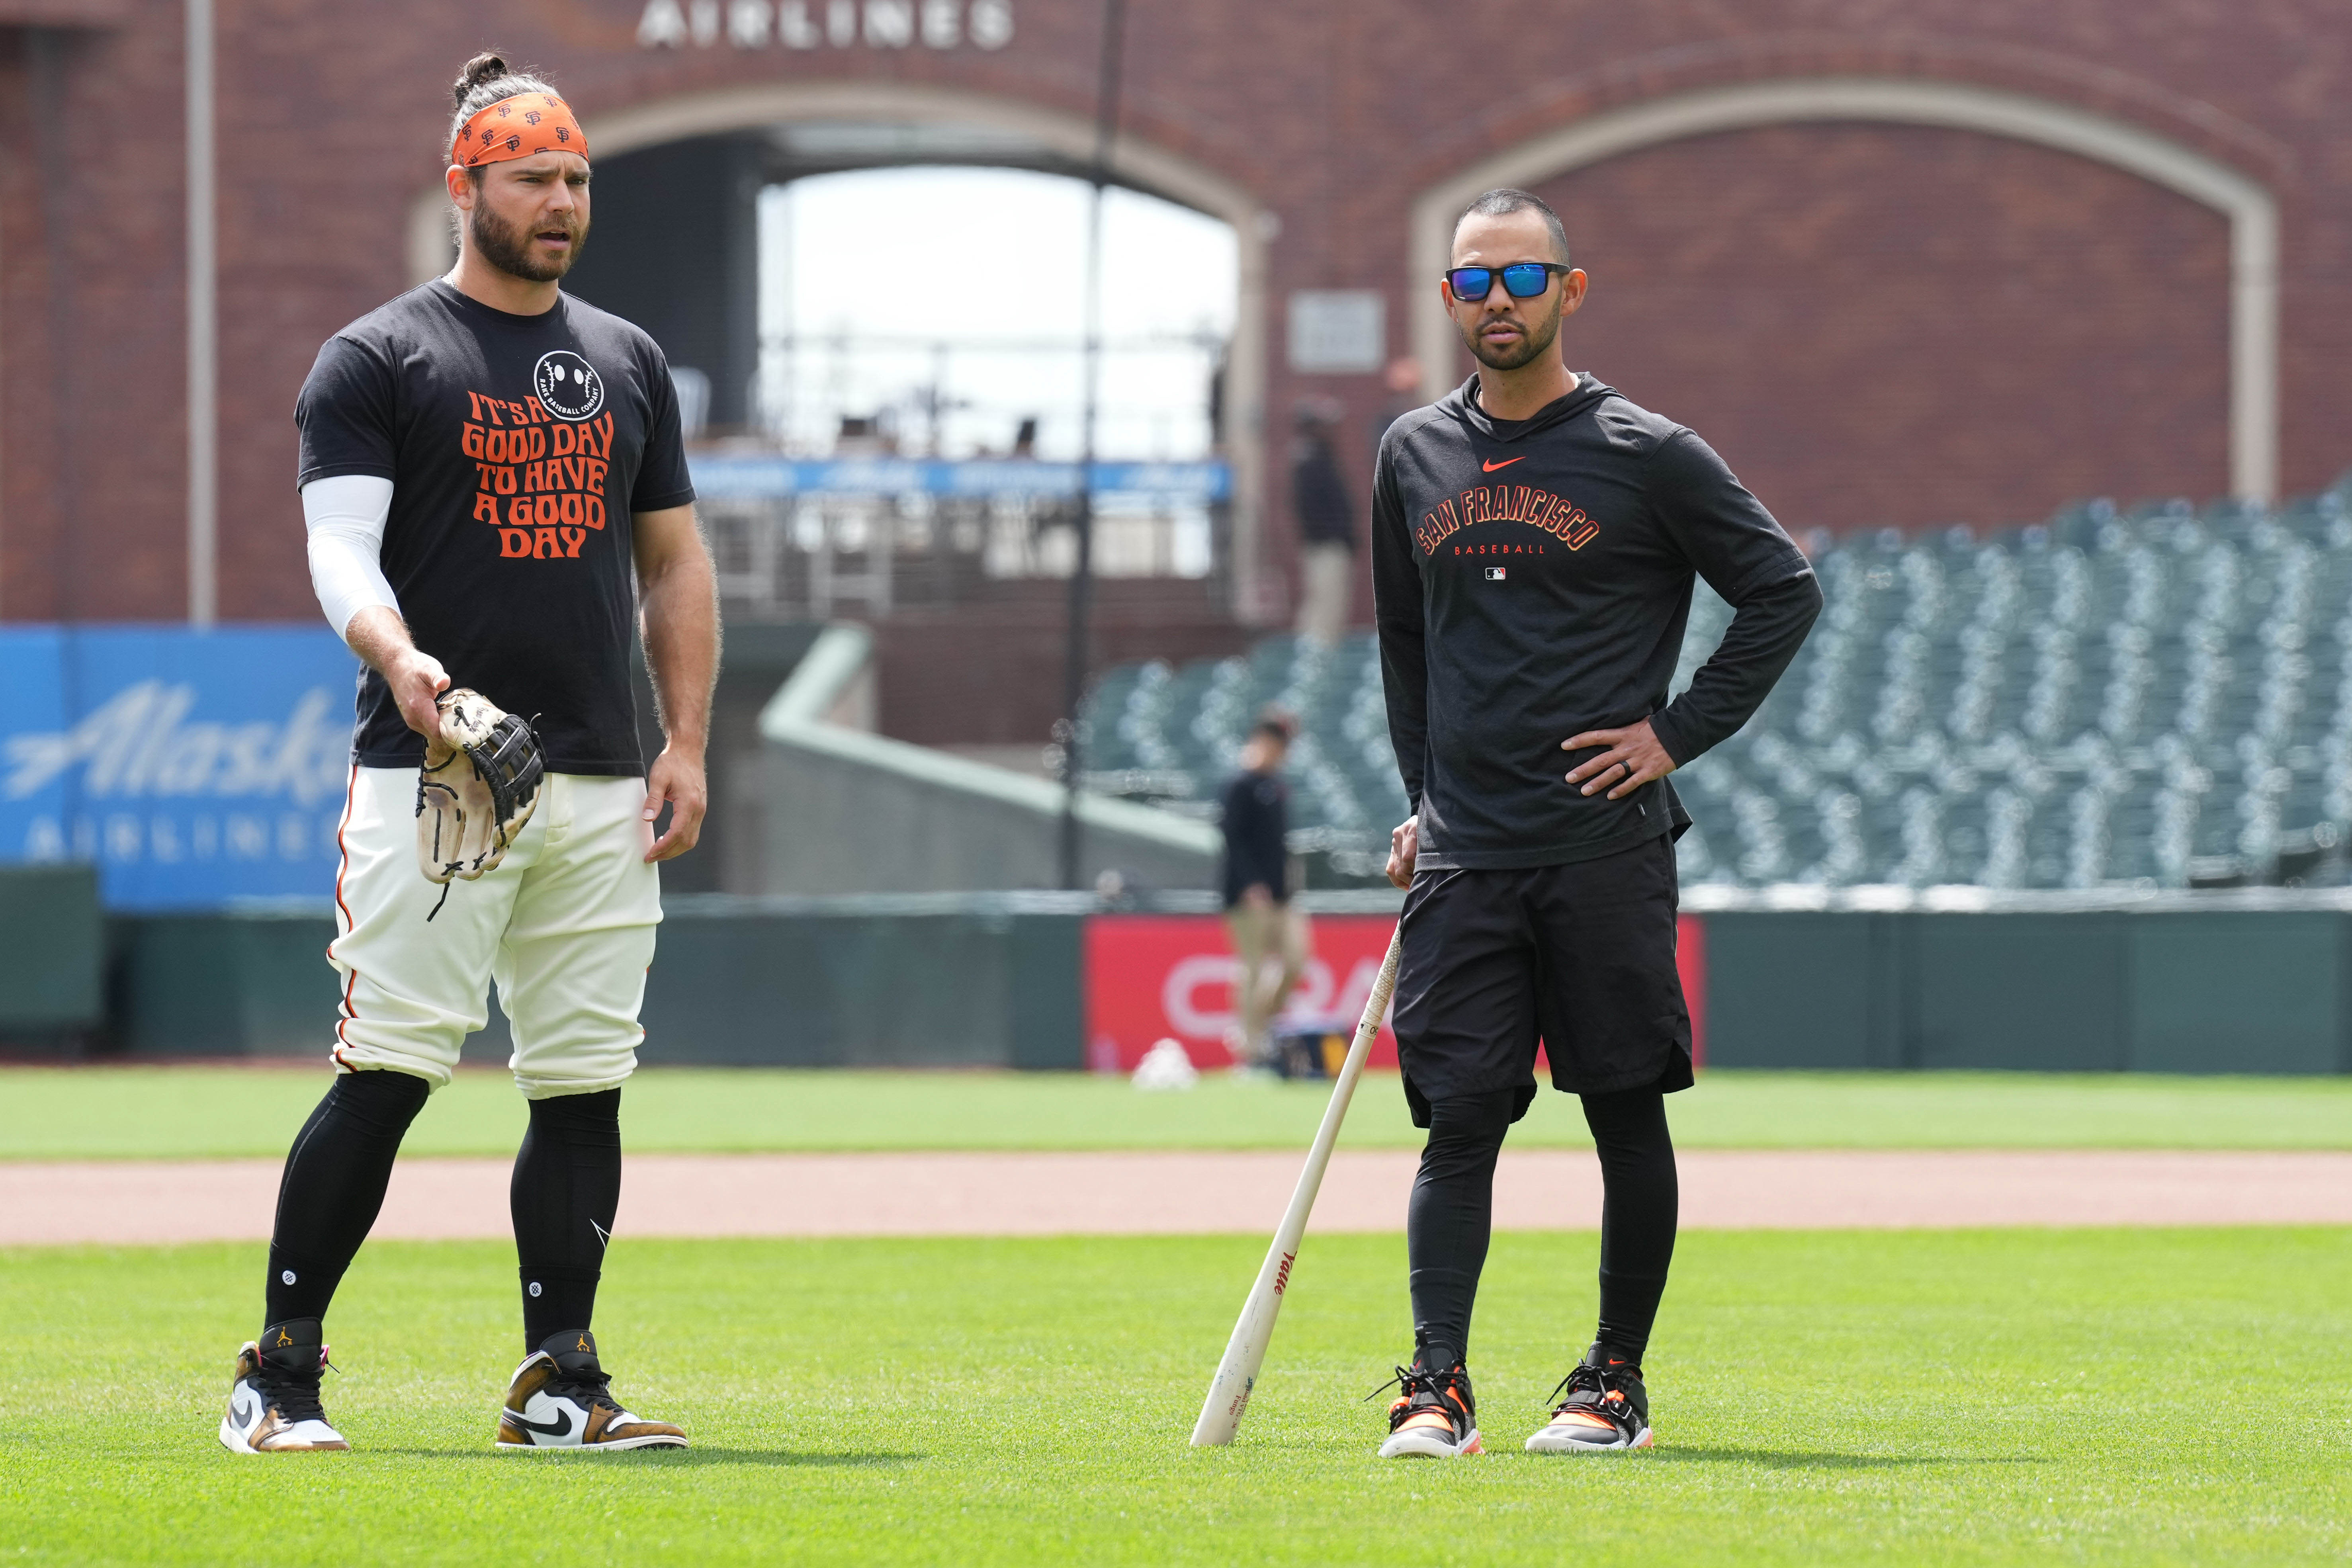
[1083,913,1708,1074]
[1084,914,1403,1072]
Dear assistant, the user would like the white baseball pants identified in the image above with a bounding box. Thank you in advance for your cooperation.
[326,766,661,1098]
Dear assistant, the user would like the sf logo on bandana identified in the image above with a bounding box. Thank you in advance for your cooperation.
[533,350,605,421]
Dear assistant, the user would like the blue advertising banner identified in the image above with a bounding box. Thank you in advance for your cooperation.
[0,626,362,910]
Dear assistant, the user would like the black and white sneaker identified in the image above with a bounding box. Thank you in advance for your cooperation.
[1374,1362,1483,1458]
[218,1318,348,1453]
[1526,1343,1652,1453]
[495,1330,688,1452]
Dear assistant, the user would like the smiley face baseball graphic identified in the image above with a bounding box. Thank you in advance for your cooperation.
[533,350,605,421]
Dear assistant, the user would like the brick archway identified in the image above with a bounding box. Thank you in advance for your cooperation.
[1409,76,2280,502]
[406,77,1273,611]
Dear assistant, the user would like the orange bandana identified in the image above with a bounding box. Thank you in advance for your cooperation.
[452,92,588,168]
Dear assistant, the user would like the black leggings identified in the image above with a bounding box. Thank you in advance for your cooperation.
[1406,1085,1678,1372]
[511,1088,623,1347]
[263,1071,623,1351]
[265,1068,431,1329]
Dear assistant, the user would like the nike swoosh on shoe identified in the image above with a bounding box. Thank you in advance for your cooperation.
[506,1407,575,1439]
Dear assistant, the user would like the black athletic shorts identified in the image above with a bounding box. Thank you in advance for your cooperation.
[1393,833,1694,1126]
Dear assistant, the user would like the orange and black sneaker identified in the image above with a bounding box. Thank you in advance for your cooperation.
[1374,1362,1482,1458]
[494,1330,688,1452]
[1526,1343,1652,1453]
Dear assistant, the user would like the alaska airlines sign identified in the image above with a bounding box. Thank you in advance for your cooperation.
[636,0,1014,50]
[0,628,360,910]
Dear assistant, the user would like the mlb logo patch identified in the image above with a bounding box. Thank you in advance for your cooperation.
[1484,566,1507,581]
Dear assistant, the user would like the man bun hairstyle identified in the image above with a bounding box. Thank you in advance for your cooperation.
[454,51,510,103]
[1455,187,1572,268]
[447,51,564,168]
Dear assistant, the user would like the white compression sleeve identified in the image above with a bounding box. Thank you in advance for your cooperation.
[302,474,399,639]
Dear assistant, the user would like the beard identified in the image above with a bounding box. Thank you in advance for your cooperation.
[1459,296,1562,371]
[469,200,587,283]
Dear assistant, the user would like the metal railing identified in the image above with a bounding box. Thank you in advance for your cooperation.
[691,456,1229,619]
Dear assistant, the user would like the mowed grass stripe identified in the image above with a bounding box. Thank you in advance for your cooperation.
[2,1228,2348,1565]
[7,1065,2352,1161]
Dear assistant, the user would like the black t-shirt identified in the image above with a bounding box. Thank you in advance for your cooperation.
[1373,374,1821,870]
[1220,768,1290,907]
[295,281,695,774]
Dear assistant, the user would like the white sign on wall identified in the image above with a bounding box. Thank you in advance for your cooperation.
[1287,289,1384,374]
[637,0,1014,50]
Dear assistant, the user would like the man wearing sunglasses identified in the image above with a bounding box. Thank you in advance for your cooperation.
[1368,188,1820,1459]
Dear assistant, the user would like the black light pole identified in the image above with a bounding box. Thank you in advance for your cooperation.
[1058,0,1129,890]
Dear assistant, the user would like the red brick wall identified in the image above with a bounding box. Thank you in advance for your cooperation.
[3,0,2348,630]
[0,22,194,621]
[1525,123,2233,535]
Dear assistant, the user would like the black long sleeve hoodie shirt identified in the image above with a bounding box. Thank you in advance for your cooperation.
[1219,767,1290,907]
[1373,373,1821,870]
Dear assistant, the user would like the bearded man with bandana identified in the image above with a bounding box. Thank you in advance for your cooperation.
[218,53,717,1455]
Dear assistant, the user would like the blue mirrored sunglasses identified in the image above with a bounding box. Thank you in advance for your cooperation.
[1445,262,1568,301]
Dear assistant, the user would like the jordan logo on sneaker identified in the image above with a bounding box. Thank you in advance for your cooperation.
[576,1333,592,1353]
[508,1407,575,1439]
[274,1328,293,1348]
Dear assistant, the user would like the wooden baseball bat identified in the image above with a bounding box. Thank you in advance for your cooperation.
[1189,925,1404,1447]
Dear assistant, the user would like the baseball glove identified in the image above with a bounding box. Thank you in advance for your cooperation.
[415,688,545,914]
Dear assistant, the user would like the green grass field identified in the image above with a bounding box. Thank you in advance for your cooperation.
[5,1227,2350,1565]
[8,1064,2352,1159]
[11,1065,2351,1562]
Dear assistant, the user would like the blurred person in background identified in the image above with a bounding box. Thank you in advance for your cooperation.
[1375,355,1425,443]
[1292,405,1358,646]
[1220,711,1311,1070]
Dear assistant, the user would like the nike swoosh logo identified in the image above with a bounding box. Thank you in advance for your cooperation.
[506,1406,575,1439]
[231,1389,261,1430]
[1482,457,1525,471]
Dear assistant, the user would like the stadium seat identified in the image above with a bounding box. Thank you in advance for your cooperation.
[1075,477,2352,889]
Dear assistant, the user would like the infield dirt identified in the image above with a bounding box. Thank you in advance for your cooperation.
[7,1148,2351,1245]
